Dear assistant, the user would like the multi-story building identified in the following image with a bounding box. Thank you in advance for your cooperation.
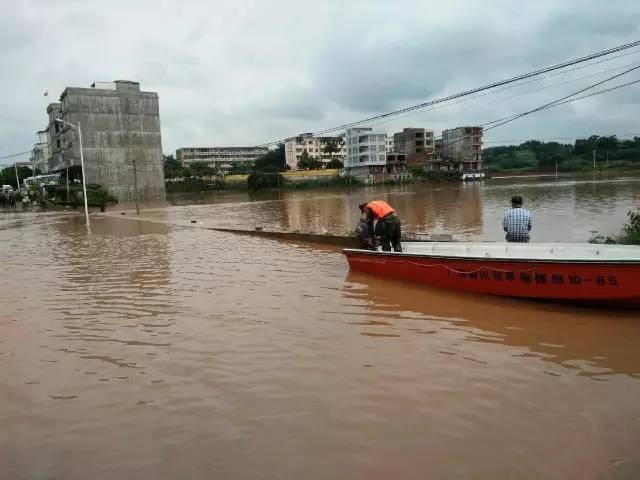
[393,128,434,155]
[440,126,483,171]
[386,137,395,152]
[343,127,388,179]
[45,80,165,201]
[176,146,268,167]
[29,130,50,174]
[285,133,346,170]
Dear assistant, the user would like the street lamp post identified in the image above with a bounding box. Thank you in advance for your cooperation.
[13,162,20,189]
[55,118,89,230]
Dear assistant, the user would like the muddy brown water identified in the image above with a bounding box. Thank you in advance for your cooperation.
[2,175,640,479]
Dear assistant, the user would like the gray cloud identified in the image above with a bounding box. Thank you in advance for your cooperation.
[1,0,640,160]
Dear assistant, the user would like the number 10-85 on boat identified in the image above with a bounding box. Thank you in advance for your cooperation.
[343,242,640,306]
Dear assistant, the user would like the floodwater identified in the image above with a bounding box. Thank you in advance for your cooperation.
[2,174,640,479]
[159,171,640,242]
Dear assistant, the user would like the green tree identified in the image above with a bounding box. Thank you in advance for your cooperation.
[163,155,183,178]
[297,150,322,170]
[254,144,286,172]
[247,144,285,189]
[323,141,339,155]
[327,158,344,169]
[0,165,36,188]
[189,161,216,177]
[297,150,311,169]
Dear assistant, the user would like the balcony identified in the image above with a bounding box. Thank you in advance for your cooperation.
[386,153,407,164]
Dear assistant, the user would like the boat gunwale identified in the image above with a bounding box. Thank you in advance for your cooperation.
[342,248,640,265]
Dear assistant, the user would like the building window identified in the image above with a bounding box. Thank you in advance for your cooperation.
[379,155,385,162]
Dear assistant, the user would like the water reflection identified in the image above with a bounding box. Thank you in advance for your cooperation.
[42,215,178,373]
[344,271,640,379]
[157,174,640,243]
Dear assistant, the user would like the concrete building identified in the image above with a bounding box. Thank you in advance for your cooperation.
[285,133,346,170]
[440,126,483,171]
[393,128,435,155]
[176,146,268,167]
[386,137,395,152]
[343,127,388,180]
[45,80,165,201]
[29,130,50,174]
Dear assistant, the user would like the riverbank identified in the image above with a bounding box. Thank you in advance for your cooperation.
[163,164,640,195]
[487,163,640,177]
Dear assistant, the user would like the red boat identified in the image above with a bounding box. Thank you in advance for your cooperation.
[343,242,640,305]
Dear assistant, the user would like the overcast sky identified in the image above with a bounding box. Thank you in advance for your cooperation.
[1,0,640,159]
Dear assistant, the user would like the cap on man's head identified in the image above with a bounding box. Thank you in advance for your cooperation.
[358,202,368,212]
[511,195,523,206]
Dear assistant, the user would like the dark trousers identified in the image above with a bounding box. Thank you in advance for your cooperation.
[375,214,402,252]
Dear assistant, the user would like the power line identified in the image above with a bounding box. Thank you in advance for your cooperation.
[320,42,640,136]
[256,39,640,146]
[521,77,640,115]
[0,150,32,161]
[436,74,640,153]
[481,64,640,132]
[358,58,640,130]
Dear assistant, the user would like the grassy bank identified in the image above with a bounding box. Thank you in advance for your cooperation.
[486,162,640,176]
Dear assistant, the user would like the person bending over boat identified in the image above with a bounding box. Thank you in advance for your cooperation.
[502,195,532,242]
[355,211,376,250]
[358,200,402,252]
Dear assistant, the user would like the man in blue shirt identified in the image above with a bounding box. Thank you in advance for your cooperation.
[502,195,532,242]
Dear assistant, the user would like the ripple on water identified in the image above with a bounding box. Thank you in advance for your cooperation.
[1,206,640,479]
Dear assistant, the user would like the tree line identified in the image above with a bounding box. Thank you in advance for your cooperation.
[0,165,38,188]
[163,155,254,179]
[483,136,640,172]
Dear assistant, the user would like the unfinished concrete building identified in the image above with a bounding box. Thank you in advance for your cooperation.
[440,126,483,171]
[45,80,165,201]
[392,128,434,155]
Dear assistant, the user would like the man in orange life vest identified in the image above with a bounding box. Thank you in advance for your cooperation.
[358,200,402,252]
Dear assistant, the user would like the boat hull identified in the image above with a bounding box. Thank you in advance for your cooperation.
[343,250,640,305]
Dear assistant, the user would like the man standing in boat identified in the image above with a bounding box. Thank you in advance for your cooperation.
[502,195,532,242]
[358,200,402,252]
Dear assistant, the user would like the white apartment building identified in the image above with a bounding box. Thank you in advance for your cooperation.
[285,133,346,170]
[343,127,388,180]
[386,137,395,152]
[344,127,387,168]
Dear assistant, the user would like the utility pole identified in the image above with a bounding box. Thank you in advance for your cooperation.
[592,149,596,169]
[132,157,140,215]
[31,150,37,185]
[66,167,69,202]
[55,118,89,231]
[555,160,558,182]
[13,162,20,189]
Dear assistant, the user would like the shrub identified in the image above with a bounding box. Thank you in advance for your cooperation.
[589,210,640,245]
